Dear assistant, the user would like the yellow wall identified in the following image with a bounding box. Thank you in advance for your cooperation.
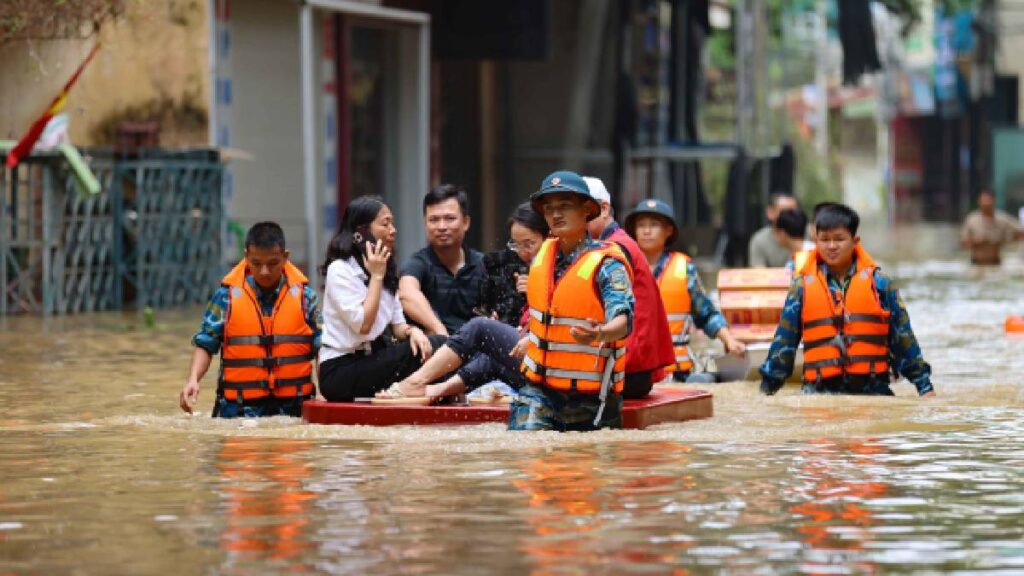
[0,0,209,147]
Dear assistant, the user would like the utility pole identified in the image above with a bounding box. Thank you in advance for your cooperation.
[814,0,829,159]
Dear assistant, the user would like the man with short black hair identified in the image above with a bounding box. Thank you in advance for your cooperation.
[180,222,322,417]
[399,184,486,335]
[749,192,800,267]
[759,203,934,397]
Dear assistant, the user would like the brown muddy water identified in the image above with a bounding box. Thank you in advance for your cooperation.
[1,234,1023,574]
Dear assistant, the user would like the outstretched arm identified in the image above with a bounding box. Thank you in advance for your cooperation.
[878,273,934,397]
[759,278,804,395]
[180,347,213,413]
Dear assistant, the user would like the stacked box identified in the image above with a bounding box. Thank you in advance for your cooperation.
[728,324,780,343]
[717,268,793,343]
[717,268,793,290]
[719,290,789,325]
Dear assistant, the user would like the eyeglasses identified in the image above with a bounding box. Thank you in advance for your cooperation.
[507,239,540,253]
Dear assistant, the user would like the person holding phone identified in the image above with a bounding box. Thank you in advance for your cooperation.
[318,196,446,402]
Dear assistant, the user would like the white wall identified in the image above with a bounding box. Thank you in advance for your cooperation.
[222,0,428,272]
[229,0,310,266]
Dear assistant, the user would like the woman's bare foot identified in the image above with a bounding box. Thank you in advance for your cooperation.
[424,377,467,399]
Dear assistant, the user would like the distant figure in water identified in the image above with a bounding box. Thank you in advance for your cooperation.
[960,189,1024,265]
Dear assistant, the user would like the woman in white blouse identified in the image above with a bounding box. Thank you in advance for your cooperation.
[318,196,445,401]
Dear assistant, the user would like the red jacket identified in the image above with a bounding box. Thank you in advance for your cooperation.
[606,226,676,379]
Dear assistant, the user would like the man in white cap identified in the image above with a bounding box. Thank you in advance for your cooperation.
[584,176,675,398]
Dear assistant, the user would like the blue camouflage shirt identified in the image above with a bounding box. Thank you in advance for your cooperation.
[759,257,933,395]
[651,251,728,338]
[553,237,634,333]
[192,274,322,355]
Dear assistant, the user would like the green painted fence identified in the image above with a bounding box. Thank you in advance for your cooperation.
[1,148,224,315]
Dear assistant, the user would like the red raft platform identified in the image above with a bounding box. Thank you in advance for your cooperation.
[302,387,713,429]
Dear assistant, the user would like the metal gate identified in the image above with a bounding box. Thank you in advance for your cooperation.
[1,149,223,315]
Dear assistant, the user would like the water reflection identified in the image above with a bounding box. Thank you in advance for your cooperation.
[1,227,1024,573]
[215,437,316,573]
[788,438,888,574]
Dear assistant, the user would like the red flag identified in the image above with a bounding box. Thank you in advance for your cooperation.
[6,44,101,169]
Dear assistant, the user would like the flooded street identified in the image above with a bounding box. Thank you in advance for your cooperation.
[2,229,1023,574]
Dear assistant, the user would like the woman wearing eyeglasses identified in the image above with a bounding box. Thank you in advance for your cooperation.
[475,202,550,327]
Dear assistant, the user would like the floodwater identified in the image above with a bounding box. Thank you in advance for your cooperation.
[2,229,1023,574]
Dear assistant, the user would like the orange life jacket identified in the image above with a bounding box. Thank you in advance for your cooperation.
[521,238,632,394]
[655,251,694,372]
[799,245,890,383]
[218,259,315,402]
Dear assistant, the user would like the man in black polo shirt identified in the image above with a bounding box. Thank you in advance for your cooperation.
[398,184,486,335]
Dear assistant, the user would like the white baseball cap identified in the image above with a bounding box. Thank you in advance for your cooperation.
[583,176,611,204]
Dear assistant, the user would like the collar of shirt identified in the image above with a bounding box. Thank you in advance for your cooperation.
[245,275,285,310]
[598,220,620,241]
[652,250,672,278]
[427,245,482,275]
[819,255,859,297]
[554,237,603,273]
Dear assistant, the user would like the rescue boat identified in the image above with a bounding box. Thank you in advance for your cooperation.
[303,386,712,429]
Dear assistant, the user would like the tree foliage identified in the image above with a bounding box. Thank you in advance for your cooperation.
[1,0,126,45]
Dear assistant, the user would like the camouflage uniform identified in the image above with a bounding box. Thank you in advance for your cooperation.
[759,258,933,396]
[508,238,634,431]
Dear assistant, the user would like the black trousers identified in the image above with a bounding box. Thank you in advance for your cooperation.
[802,375,894,396]
[318,335,447,402]
[622,370,655,400]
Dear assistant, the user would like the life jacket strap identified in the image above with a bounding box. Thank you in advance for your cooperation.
[804,316,842,329]
[804,333,888,351]
[592,345,619,427]
[527,308,595,328]
[217,378,313,401]
[672,334,692,346]
[522,355,625,384]
[527,333,623,357]
[225,334,314,346]
[221,353,315,368]
[804,354,889,370]
[219,379,270,403]
[845,313,888,324]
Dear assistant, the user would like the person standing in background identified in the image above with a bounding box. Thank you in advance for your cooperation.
[749,193,801,267]
[960,189,1024,265]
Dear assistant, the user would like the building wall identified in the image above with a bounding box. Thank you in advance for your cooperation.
[225,0,310,265]
[0,0,208,147]
[997,14,1024,124]
[223,0,429,270]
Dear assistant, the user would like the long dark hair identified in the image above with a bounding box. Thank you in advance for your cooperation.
[321,195,399,292]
